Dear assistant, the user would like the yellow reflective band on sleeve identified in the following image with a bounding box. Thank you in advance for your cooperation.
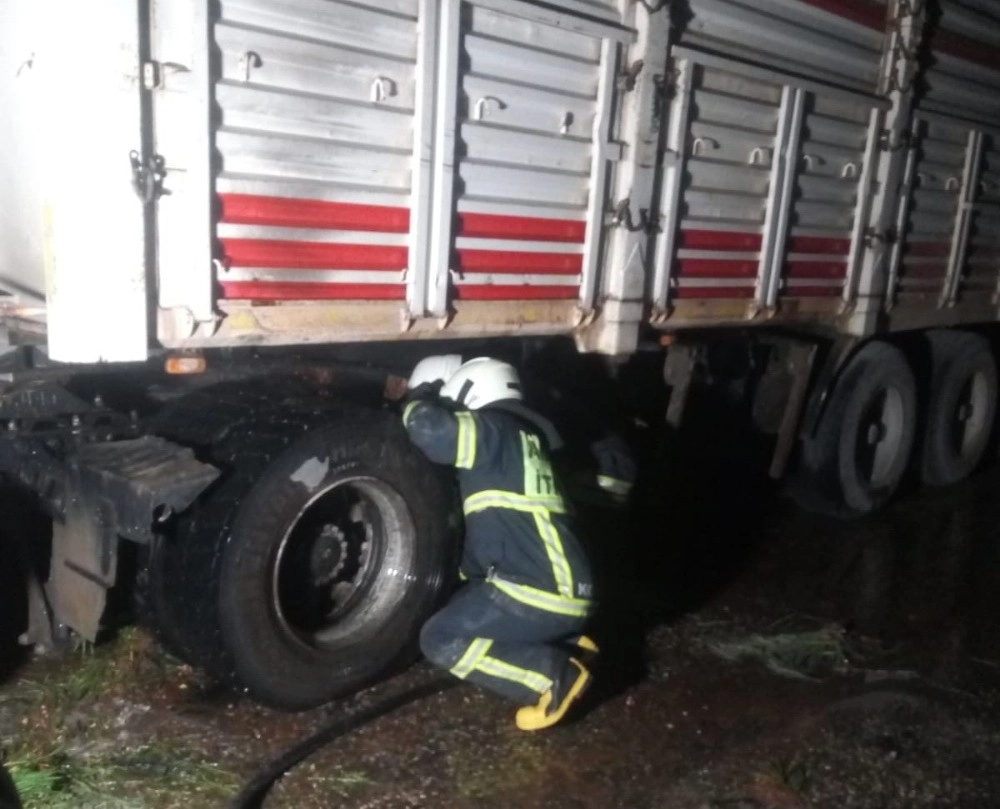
[463,490,566,516]
[455,412,477,469]
[458,569,468,581]
[451,638,492,679]
[475,655,552,694]
[533,512,574,599]
[490,578,594,618]
[402,400,420,426]
[597,475,633,497]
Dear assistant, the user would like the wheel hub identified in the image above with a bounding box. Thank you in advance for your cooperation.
[310,525,348,586]
[866,422,887,445]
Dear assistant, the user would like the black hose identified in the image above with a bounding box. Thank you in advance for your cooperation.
[0,762,22,809]
[229,676,461,809]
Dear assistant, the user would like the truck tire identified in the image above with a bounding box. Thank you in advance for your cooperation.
[920,330,997,487]
[147,406,456,709]
[136,380,338,665]
[796,341,917,517]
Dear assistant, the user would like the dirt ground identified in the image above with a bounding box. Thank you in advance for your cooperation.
[3,426,1000,808]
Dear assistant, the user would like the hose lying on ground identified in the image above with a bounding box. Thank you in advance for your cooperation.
[230,675,461,809]
[0,763,21,809]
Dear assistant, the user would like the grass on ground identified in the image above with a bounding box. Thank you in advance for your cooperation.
[1,628,237,808]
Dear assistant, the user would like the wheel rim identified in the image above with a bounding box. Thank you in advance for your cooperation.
[271,477,415,651]
[855,386,906,488]
[950,370,991,460]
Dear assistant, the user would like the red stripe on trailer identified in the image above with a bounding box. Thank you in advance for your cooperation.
[968,246,1000,259]
[786,261,848,279]
[454,285,579,301]
[677,230,851,256]
[220,281,406,300]
[221,239,407,271]
[795,0,886,30]
[459,213,586,243]
[788,236,852,255]
[679,230,763,251]
[676,258,757,278]
[905,241,952,258]
[456,250,583,275]
[783,285,844,297]
[673,287,755,299]
[218,194,410,233]
[929,28,1000,73]
[900,263,948,279]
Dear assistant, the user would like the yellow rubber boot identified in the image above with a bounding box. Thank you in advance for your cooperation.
[564,635,598,666]
[515,658,591,732]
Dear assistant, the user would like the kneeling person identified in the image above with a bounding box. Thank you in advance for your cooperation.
[403,356,597,731]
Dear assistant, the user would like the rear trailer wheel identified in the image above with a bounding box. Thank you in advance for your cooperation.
[797,341,917,517]
[920,330,998,487]
[151,412,456,709]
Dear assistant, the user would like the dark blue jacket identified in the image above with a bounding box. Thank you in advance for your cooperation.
[403,399,595,617]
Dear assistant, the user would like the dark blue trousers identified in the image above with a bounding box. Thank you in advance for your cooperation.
[420,581,589,705]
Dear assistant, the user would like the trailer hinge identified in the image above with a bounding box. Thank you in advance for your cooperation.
[142,61,161,90]
[609,198,655,233]
[878,127,912,152]
[141,60,190,91]
[864,226,892,248]
[129,150,166,204]
[636,0,671,13]
[617,60,644,92]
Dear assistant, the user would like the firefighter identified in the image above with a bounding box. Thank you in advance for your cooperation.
[402,356,597,731]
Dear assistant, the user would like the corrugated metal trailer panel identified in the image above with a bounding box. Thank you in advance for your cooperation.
[919,0,1000,128]
[652,0,891,330]
[876,1,1000,329]
[211,0,421,304]
[8,0,1000,361]
[150,0,639,349]
[881,0,1000,330]
[673,0,890,92]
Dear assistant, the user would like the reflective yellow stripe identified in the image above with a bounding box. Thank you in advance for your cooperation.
[451,638,491,679]
[455,412,477,469]
[402,400,420,426]
[533,512,573,599]
[597,475,633,496]
[463,490,566,516]
[476,655,552,694]
[458,569,468,581]
[490,578,594,617]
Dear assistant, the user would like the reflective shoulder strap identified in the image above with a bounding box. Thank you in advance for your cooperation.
[455,411,477,469]
[402,400,420,426]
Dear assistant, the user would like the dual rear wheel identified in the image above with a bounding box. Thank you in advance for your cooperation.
[139,396,458,710]
[797,331,998,517]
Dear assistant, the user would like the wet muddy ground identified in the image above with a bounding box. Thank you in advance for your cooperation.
[2,424,1000,808]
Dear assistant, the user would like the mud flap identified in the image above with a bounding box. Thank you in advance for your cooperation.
[46,437,219,641]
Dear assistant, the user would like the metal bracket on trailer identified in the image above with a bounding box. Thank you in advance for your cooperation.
[41,437,219,641]
[663,341,698,429]
[940,129,985,308]
[0,392,220,644]
[767,342,819,479]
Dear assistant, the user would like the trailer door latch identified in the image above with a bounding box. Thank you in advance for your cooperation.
[129,150,166,203]
[610,198,655,233]
[617,60,644,92]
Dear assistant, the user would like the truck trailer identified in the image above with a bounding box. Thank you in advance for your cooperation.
[1,0,999,707]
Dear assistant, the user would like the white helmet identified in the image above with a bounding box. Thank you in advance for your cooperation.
[440,357,523,410]
[408,354,463,390]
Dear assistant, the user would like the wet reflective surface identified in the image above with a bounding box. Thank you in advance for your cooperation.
[2,417,1000,807]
